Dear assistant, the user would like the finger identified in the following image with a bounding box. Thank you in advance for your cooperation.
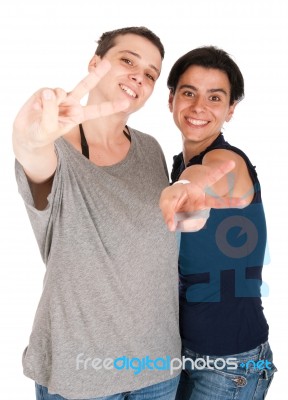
[32,87,67,111]
[165,214,177,232]
[205,160,236,187]
[205,194,246,209]
[70,60,111,101]
[176,217,207,232]
[54,87,69,105]
[159,197,175,231]
[82,99,130,120]
[174,210,210,232]
[40,89,59,132]
[159,192,186,232]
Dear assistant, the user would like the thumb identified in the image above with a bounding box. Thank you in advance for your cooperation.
[159,195,178,232]
[40,89,59,134]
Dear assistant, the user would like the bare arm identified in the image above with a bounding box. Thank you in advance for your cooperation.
[180,149,254,203]
[159,152,250,232]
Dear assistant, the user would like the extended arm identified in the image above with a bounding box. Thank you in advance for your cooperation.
[160,150,253,232]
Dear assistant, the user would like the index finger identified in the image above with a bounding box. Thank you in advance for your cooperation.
[202,160,236,190]
[70,59,111,101]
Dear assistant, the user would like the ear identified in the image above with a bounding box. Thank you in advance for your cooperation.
[225,101,238,122]
[88,55,101,72]
[168,92,174,112]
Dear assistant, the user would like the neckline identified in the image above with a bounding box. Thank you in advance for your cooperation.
[79,124,131,160]
[61,126,135,170]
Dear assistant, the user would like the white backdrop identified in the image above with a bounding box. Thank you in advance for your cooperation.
[0,0,287,398]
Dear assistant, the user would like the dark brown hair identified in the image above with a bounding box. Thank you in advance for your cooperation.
[95,26,165,60]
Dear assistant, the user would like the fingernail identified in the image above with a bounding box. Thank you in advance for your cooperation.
[43,89,53,100]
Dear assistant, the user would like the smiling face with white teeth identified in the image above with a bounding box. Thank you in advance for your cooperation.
[169,65,237,157]
[88,33,162,114]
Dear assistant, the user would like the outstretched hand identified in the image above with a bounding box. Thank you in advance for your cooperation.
[13,60,129,148]
[159,160,244,232]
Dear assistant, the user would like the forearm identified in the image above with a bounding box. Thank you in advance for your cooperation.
[12,88,61,183]
[13,134,57,183]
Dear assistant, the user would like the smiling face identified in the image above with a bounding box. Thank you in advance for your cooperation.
[169,65,237,154]
[88,33,162,114]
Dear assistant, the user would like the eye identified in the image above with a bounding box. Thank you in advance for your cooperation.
[146,73,156,82]
[121,58,133,65]
[210,95,221,101]
[183,91,194,97]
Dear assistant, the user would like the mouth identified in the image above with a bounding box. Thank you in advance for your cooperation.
[186,117,209,127]
[119,84,137,99]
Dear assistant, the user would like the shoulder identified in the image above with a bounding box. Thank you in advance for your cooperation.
[203,136,258,179]
[203,148,246,165]
[129,127,164,152]
[206,136,255,168]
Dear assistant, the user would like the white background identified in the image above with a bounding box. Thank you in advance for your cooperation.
[0,0,287,398]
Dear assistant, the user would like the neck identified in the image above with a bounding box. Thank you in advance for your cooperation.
[81,118,128,146]
[182,134,220,165]
[79,122,131,165]
[85,90,129,144]
[183,142,203,165]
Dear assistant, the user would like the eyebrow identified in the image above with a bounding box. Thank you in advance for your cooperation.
[118,50,161,76]
[178,84,228,96]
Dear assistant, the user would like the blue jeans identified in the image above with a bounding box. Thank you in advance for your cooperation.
[175,341,277,400]
[35,374,180,400]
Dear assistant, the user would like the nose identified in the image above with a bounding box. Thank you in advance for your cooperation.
[129,72,143,85]
[192,95,206,112]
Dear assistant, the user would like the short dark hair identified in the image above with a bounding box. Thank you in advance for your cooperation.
[167,46,244,105]
[95,26,165,60]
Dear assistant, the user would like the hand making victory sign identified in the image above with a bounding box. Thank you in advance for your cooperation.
[12,60,128,183]
[159,160,245,232]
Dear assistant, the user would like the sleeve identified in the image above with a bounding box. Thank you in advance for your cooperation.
[14,146,63,264]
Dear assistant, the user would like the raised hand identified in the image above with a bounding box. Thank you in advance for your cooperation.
[12,60,130,183]
[159,160,245,232]
[13,60,129,149]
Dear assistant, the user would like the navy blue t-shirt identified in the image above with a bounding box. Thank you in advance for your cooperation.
[172,134,269,355]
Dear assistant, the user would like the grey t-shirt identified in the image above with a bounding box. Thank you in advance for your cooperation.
[16,128,181,399]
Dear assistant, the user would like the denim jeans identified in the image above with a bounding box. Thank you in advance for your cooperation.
[35,374,180,400]
[175,341,277,400]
